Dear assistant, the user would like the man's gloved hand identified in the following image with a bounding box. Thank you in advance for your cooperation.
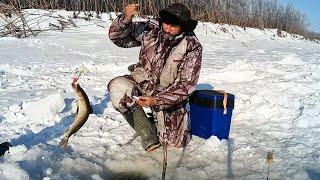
[124,4,139,23]
[136,96,157,107]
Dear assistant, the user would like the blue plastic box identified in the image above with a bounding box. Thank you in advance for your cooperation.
[189,90,235,140]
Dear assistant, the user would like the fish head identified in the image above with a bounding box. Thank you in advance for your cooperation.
[71,82,79,91]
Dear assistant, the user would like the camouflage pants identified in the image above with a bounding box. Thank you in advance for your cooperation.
[108,75,141,113]
[108,75,160,149]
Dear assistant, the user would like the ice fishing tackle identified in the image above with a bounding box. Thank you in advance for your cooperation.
[72,66,89,83]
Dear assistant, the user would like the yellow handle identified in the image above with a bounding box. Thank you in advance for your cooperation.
[216,90,228,115]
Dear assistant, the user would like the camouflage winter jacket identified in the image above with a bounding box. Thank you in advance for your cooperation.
[109,14,202,147]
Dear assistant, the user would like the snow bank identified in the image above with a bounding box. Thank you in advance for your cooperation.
[22,93,65,124]
[17,93,66,134]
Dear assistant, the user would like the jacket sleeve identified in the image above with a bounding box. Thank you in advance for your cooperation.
[108,14,149,48]
[154,42,202,111]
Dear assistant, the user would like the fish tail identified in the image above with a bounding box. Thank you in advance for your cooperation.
[59,136,69,148]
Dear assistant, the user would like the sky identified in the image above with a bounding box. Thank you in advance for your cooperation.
[280,0,320,33]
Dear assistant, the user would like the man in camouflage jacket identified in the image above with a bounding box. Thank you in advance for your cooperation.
[108,3,202,152]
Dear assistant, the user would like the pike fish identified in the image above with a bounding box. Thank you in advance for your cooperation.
[59,83,93,148]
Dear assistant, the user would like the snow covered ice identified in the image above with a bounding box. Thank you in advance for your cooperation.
[1,10,320,179]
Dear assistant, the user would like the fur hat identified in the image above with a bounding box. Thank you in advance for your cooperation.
[159,3,198,32]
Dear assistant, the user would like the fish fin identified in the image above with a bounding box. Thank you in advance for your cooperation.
[58,137,69,148]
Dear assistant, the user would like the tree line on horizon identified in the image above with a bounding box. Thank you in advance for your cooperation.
[1,0,319,41]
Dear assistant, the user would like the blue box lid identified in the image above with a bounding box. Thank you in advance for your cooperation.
[190,90,235,109]
[196,90,235,100]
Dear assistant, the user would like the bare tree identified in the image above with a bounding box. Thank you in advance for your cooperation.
[1,0,319,40]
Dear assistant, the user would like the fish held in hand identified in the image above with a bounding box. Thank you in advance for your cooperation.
[59,83,93,148]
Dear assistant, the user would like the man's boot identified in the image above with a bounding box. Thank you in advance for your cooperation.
[123,107,160,151]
